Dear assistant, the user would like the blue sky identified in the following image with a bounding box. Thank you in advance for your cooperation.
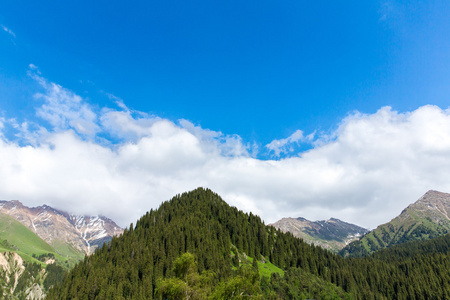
[2,1,449,149]
[1,1,450,228]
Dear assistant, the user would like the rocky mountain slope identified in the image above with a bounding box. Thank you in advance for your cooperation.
[270,217,368,252]
[340,190,450,257]
[0,201,123,298]
[0,252,26,296]
[0,213,58,299]
[0,251,47,299]
[0,200,123,257]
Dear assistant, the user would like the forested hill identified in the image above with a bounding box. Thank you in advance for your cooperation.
[47,188,450,299]
[371,232,450,261]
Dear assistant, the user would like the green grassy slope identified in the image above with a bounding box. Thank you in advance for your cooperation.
[0,213,77,298]
[340,204,450,257]
[0,213,55,263]
[231,245,284,278]
[50,239,85,268]
[0,213,82,268]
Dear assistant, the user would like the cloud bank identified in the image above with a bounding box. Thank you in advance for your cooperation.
[1,70,450,229]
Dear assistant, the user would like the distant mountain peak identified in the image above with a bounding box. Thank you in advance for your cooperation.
[328,217,342,222]
[415,190,450,204]
[340,190,450,257]
[0,200,123,255]
[416,190,449,203]
[270,217,368,252]
[399,190,450,224]
[0,199,24,209]
[423,189,447,195]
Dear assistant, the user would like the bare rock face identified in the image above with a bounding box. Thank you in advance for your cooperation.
[0,252,49,299]
[270,217,368,252]
[0,252,26,295]
[403,190,450,224]
[25,283,45,300]
[66,214,123,254]
[0,200,123,255]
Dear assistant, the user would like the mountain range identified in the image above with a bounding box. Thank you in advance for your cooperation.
[270,217,368,252]
[0,200,123,257]
[1,189,450,298]
[47,188,450,299]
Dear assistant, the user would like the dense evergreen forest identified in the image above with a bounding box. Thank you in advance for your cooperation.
[47,188,450,299]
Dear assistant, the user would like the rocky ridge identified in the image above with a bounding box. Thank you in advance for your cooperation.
[402,190,450,224]
[270,217,368,252]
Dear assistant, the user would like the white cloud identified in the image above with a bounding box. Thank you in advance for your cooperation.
[100,109,159,141]
[30,71,100,137]
[266,129,313,157]
[2,74,450,229]
[11,120,49,146]
[29,64,39,71]
[1,25,16,38]
[179,119,252,157]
